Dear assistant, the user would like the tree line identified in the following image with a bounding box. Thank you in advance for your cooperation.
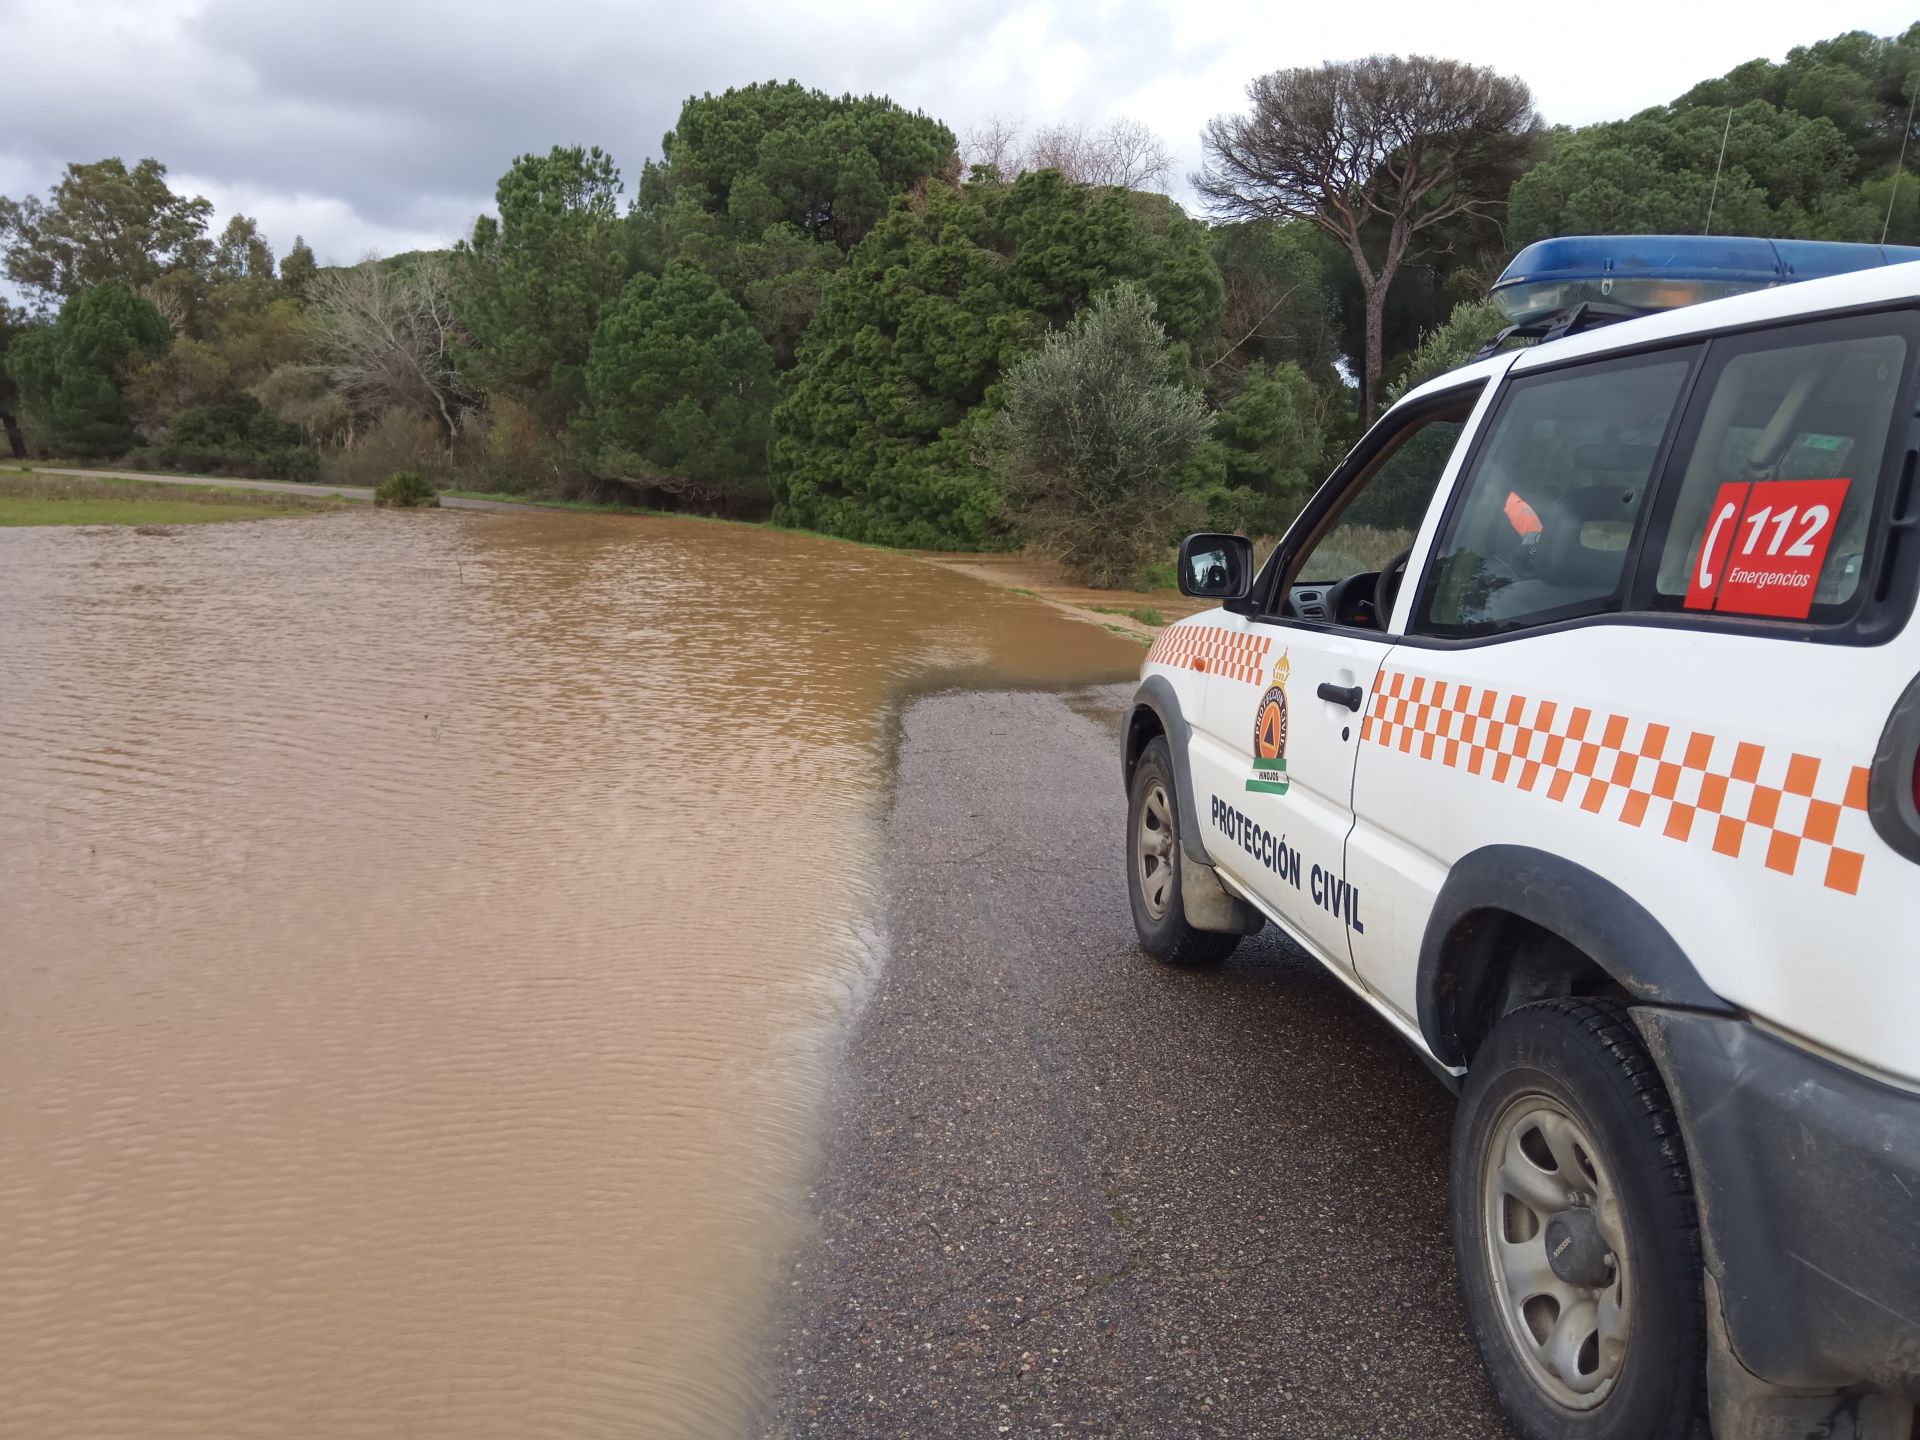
[1,26,1915,584]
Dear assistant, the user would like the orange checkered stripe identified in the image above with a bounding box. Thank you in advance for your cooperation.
[1362,670,1872,896]
[1144,623,1271,687]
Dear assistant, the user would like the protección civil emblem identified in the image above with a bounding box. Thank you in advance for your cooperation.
[1246,650,1290,795]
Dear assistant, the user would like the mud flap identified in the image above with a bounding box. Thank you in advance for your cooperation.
[1707,1275,1916,1440]
[1180,857,1264,936]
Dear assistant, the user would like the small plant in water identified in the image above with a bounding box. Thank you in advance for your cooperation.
[374,471,439,509]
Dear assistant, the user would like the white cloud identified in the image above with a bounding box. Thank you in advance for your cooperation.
[0,0,1914,271]
[172,178,460,269]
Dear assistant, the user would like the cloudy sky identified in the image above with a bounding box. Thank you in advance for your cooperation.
[2,0,1915,269]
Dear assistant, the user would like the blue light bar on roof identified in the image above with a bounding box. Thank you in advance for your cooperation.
[1490,235,1920,326]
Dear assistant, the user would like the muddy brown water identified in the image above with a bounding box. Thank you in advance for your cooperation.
[0,510,1142,1439]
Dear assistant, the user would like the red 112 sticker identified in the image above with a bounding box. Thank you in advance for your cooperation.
[1683,477,1852,620]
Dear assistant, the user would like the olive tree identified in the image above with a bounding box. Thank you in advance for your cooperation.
[996,283,1211,587]
[1198,55,1537,419]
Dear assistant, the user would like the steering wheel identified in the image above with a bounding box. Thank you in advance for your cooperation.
[1375,548,1413,622]
[1318,570,1379,627]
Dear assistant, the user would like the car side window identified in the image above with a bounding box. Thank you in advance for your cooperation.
[1647,321,1912,623]
[1412,354,1692,638]
[1277,393,1477,628]
[1295,419,1467,584]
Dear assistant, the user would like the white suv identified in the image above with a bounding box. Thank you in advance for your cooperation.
[1123,244,1920,1440]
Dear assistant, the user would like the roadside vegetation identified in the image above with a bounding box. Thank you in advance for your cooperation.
[372,470,439,508]
[0,469,348,526]
[1,28,1915,582]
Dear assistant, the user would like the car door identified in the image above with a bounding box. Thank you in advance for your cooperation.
[1186,379,1498,969]
[1346,312,1920,1070]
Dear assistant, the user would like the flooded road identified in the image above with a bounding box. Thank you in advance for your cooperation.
[0,510,1142,1439]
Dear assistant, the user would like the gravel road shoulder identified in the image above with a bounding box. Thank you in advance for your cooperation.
[762,685,1514,1439]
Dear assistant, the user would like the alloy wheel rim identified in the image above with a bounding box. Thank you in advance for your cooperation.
[1480,1092,1632,1409]
[1136,781,1175,920]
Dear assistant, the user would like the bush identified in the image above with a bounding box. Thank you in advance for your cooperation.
[448,396,575,496]
[1386,300,1509,404]
[256,364,353,448]
[995,284,1210,587]
[320,411,448,488]
[373,470,438,508]
[151,392,319,480]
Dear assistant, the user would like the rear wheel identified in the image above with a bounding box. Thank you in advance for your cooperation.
[1126,736,1238,968]
[1450,998,1708,1440]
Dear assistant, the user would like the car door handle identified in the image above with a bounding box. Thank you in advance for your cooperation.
[1317,682,1365,711]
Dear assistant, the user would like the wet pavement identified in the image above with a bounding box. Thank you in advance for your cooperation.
[764,686,1516,1439]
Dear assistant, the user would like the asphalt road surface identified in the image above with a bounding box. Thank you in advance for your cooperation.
[763,684,1516,1440]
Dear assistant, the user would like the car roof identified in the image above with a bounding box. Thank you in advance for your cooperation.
[1397,351,1517,407]
[1397,258,1920,410]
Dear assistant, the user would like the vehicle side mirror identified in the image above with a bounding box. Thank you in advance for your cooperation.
[1177,533,1255,605]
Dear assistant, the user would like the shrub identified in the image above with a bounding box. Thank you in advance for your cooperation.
[124,337,232,438]
[448,396,576,496]
[256,364,353,447]
[152,392,318,480]
[1386,300,1509,404]
[373,470,439,508]
[320,411,448,488]
[995,283,1210,587]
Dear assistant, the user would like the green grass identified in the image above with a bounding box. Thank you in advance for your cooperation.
[1090,605,1167,627]
[0,497,309,526]
[0,471,348,527]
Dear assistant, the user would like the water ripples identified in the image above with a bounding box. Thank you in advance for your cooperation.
[0,509,1140,1439]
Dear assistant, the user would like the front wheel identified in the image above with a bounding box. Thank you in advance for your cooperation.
[1450,998,1708,1440]
[1126,736,1238,968]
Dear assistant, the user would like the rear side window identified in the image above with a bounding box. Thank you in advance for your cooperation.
[1414,355,1692,638]
[1650,321,1911,622]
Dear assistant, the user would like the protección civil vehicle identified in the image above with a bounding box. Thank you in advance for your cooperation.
[1122,235,1920,1440]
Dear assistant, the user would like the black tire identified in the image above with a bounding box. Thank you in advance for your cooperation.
[1126,736,1239,968]
[1450,998,1708,1440]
